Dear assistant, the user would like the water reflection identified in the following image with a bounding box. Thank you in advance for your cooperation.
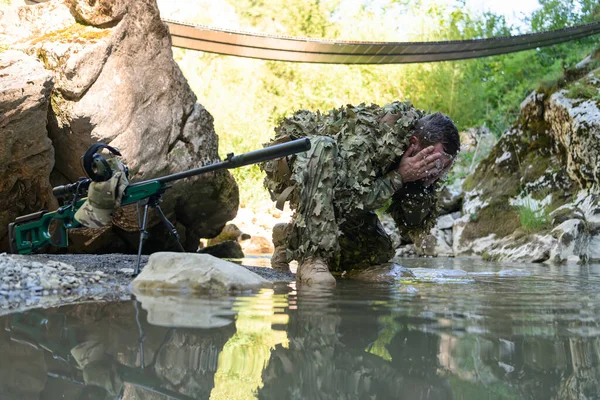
[0,260,600,399]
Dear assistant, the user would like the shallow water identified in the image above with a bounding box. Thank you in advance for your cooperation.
[1,257,600,399]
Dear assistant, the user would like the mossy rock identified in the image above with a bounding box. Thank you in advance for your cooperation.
[461,201,521,244]
[29,23,111,46]
[550,207,585,225]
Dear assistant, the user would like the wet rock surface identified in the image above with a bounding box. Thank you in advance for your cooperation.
[132,252,273,293]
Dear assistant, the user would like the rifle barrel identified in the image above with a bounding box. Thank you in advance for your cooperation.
[131,138,311,187]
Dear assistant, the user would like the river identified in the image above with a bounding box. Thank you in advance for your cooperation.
[1,257,599,399]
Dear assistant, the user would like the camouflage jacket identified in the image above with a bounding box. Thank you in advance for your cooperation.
[263,101,439,237]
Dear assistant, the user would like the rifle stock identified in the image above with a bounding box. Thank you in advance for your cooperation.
[8,138,310,254]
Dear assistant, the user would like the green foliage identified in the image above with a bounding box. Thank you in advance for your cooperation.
[517,199,552,233]
[566,81,600,100]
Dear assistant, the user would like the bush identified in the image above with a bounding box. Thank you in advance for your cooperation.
[517,198,551,233]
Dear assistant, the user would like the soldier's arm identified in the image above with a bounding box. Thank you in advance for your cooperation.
[359,170,404,211]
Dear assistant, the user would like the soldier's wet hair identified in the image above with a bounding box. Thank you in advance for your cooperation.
[412,112,460,156]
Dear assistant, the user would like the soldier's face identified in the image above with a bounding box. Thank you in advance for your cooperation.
[412,137,455,185]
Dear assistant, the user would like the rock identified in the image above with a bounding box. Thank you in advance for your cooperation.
[241,235,274,255]
[131,252,272,293]
[452,54,600,263]
[347,262,414,283]
[520,91,545,123]
[394,244,416,258]
[436,214,455,230]
[69,0,128,26]
[438,186,463,214]
[550,205,585,225]
[589,234,600,262]
[443,229,453,247]
[206,224,244,247]
[546,88,600,187]
[486,234,555,263]
[549,219,590,264]
[433,228,453,256]
[0,50,57,252]
[0,253,84,292]
[197,240,244,259]
[1,0,239,253]
[413,227,453,257]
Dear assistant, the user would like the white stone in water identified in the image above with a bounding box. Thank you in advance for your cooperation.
[132,252,271,293]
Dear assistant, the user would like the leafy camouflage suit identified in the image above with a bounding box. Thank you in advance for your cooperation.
[262,101,439,272]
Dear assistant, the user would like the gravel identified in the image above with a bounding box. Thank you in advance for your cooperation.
[0,252,295,314]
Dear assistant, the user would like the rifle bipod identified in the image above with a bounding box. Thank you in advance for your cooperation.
[135,193,185,276]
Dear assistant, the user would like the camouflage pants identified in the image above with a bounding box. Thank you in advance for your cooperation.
[273,136,394,272]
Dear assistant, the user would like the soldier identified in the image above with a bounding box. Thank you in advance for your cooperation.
[262,101,459,285]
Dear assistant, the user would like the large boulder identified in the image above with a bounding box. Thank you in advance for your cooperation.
[132,252,271,293]
[0,50,56,252]
[453,64,600,263]
[0,0,239,253]
[545,81,600,186]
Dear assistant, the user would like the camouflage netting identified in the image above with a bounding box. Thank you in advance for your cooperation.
[262,101,439,269]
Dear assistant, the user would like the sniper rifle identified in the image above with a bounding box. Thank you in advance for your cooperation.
[8,138,310,274]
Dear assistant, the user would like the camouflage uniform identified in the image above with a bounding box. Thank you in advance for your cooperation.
[262,101,439,272]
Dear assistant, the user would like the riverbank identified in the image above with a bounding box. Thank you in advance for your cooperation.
[0,253,295,317]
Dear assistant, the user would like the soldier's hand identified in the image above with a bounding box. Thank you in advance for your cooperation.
[398,144,447,184]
